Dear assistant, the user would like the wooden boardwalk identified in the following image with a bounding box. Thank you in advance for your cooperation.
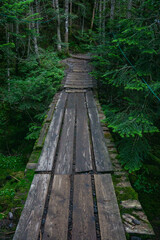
[13,55,126,240]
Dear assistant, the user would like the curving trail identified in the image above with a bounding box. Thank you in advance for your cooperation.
[13,54,126,240]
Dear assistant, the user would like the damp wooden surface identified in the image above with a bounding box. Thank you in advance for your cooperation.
[14,55,126,240]
[36,107,65,172]
[94,174,126,240]
[55,108,75,174]
[43,175,70,240]
[13,174,50,240]
[72,175,97,240]
[75,94,92,172]
[88,106,113,172]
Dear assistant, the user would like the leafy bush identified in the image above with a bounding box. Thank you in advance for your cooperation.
[0,50,64,153]
[92,17,160,172]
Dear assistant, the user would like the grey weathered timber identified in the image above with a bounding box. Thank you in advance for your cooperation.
[65,84,94,87]
[13,174,50,240]
[72,175,97,240]
[94,174,126,240]
[65,89,86,93]
[70,53,91,60]
[56,91,68,109]
[66,79,93,83]
[88,106,113,172]
[55,108,75,174]
[36,122,49,148]
[86,91,97,108]
[64,85,94,89]
[73,70,88,72]
[76,94,92,172]
[45,102,55,122]
[66,92,76,108]
[36,106,65,172]
[43,175,70,240]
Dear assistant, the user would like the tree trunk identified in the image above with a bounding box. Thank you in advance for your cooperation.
[52,0,56,9]
[127,0,132,19]
[55,0,62,51]
[82,12,85,35]
[70,0,72,29]
[6,24,10,91]
[110,0,116,20]
[15,22,19,74]
[65,0,69,52]
[91,0,96,30]
[99,0,102,39]
[31,5,40,63]
[35,0,40,34]
[102,0,106,41]
[27,22,31,57]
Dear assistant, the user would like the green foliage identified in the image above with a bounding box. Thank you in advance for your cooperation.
[0,154,25,170]
[0,50,63,153]
[0,169,34,219]
[92,10,160,172]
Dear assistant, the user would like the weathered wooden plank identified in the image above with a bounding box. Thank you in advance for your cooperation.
[70,53,91,60]
[64,85,94,89]
[75,93,85,108]
[56,91,68,109]
[75,94,92,172]
[55,108,75,174]
[43,175,70,240]
[36,106,65,171]
[94,174,126,240]
[67,93,76,108]
[13,174,50,240]
[36,123,50,148]
[72,175,96,240]
[65,89,86,93]
[86,91,97,108]
[45,102,55,122]
[66,80,93,83]
[88,106,113,172]
[73,70,88,72]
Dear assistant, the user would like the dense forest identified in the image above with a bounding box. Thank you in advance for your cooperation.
[0,0,160,238]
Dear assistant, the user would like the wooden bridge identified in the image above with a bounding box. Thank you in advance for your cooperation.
[13,54,126,240]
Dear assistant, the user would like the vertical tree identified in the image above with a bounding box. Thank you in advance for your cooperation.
[99,0,102,38]
[110,0,116,20]
[31,4,39,63]
[127,0,132,19]
[102,0,106,41]
[55,0,62,51]
[91,0,97,30]
[5,23,10,90]
[70,0,73,30]
[65,0,69,52]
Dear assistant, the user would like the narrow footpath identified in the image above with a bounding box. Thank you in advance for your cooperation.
[13,54,126,240]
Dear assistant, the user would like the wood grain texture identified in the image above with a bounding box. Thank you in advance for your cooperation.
[45,102,55,122]
[76,93,92,172]
[55,108,75,174]
[36,123,49,148]
[88,106,113,172]
[72,175,96,240]
[43,175,70,240]
[56,91,68,109]
[36,107,65,171]
[64,85,94,89]
[13,174,50,240]
[66,93,76,108]
[94,174,126,240]
[86,91,97,108]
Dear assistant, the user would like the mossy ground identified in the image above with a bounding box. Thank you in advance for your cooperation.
[129,169,160,239]
[0,154,34,238]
